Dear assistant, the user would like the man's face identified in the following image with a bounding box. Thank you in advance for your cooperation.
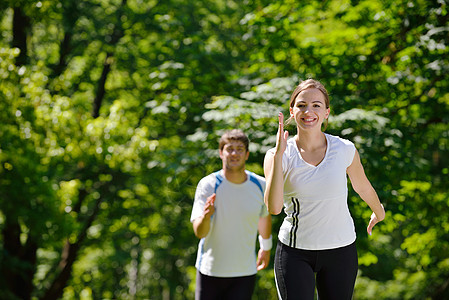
[219,140,249,171]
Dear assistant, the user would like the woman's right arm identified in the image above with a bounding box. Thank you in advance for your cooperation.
[264,112,288,215]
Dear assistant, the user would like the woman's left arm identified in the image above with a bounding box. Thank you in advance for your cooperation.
[347,149,385,235]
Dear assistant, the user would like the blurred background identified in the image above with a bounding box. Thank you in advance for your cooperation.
[0,0,448,299]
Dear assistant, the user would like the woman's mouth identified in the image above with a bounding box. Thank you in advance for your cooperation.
[301,117,317,123]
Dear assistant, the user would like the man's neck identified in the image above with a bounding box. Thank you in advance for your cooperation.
[222,168,247,184]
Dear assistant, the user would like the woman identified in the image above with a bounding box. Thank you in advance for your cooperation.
[264,79,385,299]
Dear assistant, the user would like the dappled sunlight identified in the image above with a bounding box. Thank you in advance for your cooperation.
[0,0,448,299]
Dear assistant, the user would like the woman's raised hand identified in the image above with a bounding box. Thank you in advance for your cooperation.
[275,112,289,155]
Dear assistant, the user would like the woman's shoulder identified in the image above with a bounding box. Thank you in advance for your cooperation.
[326,134,356,163]
[326,133,355,148]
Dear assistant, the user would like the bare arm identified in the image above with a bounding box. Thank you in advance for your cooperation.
[192,194,215,238]
[347,150,385,235]
[258,214,272,239]
[256,214,272,270]
[264,112,288,215]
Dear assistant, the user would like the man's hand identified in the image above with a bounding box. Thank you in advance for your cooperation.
[193,194,216,238]
[256,249,270,271]
[203,193,216,218]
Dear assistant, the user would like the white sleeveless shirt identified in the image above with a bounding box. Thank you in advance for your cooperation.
[269,133,356,250]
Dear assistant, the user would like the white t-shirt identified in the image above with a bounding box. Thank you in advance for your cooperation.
[190,170,268,277]
[269,133,356,250]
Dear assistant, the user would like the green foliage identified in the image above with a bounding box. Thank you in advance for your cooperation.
[0,0,448,299]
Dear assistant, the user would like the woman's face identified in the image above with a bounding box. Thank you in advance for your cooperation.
[290,88,330,131]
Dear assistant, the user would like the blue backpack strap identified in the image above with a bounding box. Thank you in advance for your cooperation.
[248,172,264,197]
[214,171,224,193]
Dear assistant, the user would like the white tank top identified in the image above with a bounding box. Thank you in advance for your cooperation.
[269,133,356,250]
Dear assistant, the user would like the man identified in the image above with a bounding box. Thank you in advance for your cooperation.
[191,129,272,300]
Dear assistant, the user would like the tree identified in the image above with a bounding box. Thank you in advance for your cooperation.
[0,0,448,299]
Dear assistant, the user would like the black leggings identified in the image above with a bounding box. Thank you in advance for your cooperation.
[275,241,358,300]
[195,270,256,300]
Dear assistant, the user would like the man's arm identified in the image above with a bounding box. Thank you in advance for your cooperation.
[192,194,215,238]
[256,214,272,270]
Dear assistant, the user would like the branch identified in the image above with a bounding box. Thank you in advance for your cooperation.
[91,0,127,118]
[40,196,103,300]
[92,54,113,118]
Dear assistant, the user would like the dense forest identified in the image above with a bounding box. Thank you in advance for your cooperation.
[0,0,448,299]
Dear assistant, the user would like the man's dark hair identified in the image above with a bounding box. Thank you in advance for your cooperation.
[219,129,249,151]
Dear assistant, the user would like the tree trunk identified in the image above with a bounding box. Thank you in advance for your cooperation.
[1,217,36,300]
[12,6,30,66]
[53,31,73,77]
